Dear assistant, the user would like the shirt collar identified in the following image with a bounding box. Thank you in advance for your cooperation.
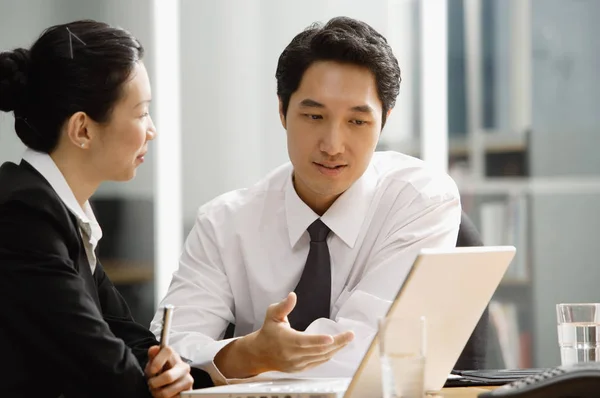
[285,162,377,249]
[22,149,103,246]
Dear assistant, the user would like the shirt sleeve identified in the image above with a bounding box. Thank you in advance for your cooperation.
[0,200,152,398]
[289,190,462,378]
[149,210,237,385]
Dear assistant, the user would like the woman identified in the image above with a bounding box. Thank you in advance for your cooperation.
[0,20,210,397]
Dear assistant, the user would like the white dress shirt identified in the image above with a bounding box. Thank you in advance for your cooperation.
[151,151,461,384]
[22,149,102,273]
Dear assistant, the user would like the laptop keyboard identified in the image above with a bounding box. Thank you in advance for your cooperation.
[238,378,350,396]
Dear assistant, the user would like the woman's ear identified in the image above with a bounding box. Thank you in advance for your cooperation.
[65,111,91,149]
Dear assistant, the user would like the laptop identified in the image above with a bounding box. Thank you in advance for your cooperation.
[182,245,516,398]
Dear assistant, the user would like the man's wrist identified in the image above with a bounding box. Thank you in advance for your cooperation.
[214,332,263,379]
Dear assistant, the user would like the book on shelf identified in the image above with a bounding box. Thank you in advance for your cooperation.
[480,196,529,283]
[489,300,532,369]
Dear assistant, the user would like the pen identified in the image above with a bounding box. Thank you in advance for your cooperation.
[160,304,174,348]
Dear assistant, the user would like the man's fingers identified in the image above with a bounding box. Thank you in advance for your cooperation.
[148,361,191,390]
[294,334,353,357]
[293,329,353,348]
[333,330,355,345]
[267,292,297,322]
[287,355,333,373]
[304,340,350,360]
[291,343,350,372]
[293,332,335,347]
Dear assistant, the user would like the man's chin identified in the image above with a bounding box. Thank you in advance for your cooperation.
[313,184,350,200]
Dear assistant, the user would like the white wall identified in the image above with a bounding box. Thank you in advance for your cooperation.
[179,0,417,226]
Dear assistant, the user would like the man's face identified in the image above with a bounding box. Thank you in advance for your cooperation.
[281,60,385,214]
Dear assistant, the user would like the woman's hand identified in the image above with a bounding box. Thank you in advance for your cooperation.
[145,345,194,398]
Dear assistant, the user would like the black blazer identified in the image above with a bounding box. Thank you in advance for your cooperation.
[0,160,211,397]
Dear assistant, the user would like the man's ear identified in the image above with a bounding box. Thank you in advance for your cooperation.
[278,97,287,129]
[381,108,393,131]
[65,111,92,149]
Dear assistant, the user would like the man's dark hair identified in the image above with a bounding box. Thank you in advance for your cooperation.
[0,20,144,153]
[275,16,401,128]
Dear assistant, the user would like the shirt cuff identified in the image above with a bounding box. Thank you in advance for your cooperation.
[191,338,237,386]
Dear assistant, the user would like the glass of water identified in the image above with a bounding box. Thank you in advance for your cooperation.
[557,303,600,366]
[378,315,426,398]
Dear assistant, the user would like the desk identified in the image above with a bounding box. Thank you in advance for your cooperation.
[433,386,496,397]
[102,259,154,284]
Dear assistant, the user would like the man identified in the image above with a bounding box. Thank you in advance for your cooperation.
[151,16,462,384]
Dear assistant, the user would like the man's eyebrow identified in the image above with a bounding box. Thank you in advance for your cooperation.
[350,104,375,113]
[299,98,325,108]
[298,99,374,113]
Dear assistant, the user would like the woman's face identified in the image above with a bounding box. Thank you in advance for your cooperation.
[87,61,156,182]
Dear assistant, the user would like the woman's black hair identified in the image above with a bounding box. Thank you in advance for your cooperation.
[0,20,144,153]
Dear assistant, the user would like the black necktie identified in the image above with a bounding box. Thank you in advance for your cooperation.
[288,219,332,331]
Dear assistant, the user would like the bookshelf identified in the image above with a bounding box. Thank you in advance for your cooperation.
[453,142,533,370]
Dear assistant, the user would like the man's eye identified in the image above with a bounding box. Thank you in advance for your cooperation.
[304,114,323,120]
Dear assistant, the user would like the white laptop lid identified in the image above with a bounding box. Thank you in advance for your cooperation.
[183,245,515,397]
[344,245,515,398]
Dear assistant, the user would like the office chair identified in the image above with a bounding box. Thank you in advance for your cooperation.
[453,210,504,370]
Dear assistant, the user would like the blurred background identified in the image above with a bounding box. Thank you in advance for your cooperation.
[1,0,599,370]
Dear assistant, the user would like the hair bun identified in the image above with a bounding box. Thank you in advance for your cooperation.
[0,48,31,113]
